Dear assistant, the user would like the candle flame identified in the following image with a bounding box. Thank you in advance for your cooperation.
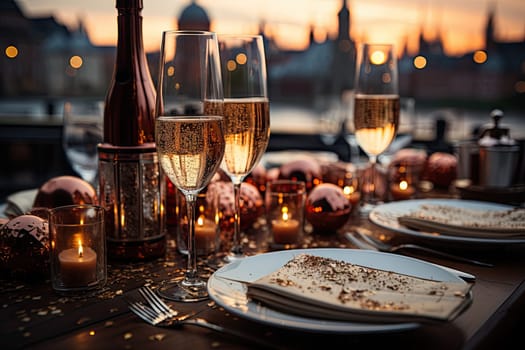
[343,185,355,195]
[78,240,84,258]
[399,180,408,190]
[197,216,204,226]
[281,206,289,222]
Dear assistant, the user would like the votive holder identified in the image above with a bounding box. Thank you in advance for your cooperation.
[176,191,219,256]
[49,205,106,293]
[323,162,361,213]
[265,180,306,249]
[388,162,417,201]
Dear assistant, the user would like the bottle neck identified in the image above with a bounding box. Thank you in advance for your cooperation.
[103,0,156,146]
[116,6,146,72]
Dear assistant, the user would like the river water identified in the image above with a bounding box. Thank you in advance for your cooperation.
[1,98,523,141]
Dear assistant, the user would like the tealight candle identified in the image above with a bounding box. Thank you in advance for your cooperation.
[343,185,361,207]
[272,208,301,244]
[59,240,97,287]
[49,204,106,293]
[266,181,306,249]
[194,216,217,253]
[390,180,416,200]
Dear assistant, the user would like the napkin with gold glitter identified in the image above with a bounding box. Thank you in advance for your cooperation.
[398,205,525,238]
[247,254,472,322]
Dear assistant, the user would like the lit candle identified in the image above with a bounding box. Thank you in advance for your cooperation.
[58,240,97,287]
[271,206,301,244]
[194,216,217,253]
[343,185,361,207]
[390,180,416,200]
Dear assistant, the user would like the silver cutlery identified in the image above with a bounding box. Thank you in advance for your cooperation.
[347,228,493,268]
[129,286,279,349]
[345,231,480,282]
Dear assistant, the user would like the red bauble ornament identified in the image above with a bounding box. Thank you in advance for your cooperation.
[33,176,98,209]
[0,214,49,279]
[305,183,351,233]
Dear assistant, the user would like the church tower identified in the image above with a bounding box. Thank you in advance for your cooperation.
[177,0,210,31]
[337,0,350,41]
[331,0,356,94]
[485,6,496,51]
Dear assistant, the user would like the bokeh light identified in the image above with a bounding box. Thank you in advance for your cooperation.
[227,59,237,71]
[473,50,487,64]
[370,50,386,65]
[413,55,427,69]
[5,45,18,58]
[235,53,247,65]
[69,55,83,69]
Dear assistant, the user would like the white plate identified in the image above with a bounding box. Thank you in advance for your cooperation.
[208,248,467,334]
[369,199,523,245]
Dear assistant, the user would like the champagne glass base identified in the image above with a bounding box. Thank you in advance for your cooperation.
[157,277,208,302]
[206,252,228,270]
[223,252,246,264]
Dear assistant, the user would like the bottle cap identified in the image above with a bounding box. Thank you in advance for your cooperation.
[116,0,142,10]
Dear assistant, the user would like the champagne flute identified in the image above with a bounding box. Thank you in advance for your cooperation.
[62,100,103,187]
[353,43,400,213]
[155,30,225,302]
[218,34,270,262]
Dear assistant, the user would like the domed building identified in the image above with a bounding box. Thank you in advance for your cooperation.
[177,0,210,31]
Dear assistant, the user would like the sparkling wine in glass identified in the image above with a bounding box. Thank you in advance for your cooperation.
[218,34,270,262]
[353,43,400,213]
[155,30,225,302]
[62,100,103,187]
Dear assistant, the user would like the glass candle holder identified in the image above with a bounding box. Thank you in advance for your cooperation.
[388,162,417,201]
[176,191,219,256]
[265,180,306,249]
[322,162,361,213]
[49,205,106,293]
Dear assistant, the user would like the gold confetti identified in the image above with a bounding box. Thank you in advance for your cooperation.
[148,333,167,341]
[77,317,91,325]
[123,332,133,340]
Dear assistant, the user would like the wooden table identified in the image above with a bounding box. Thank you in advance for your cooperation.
[2,207,525,350]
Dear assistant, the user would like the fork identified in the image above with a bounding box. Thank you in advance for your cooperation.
[130,286,280,349]
[346,228,493,268]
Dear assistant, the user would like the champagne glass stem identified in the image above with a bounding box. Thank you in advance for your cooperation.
[230,181,244,257]
[367,155,377,205]
[184,192,199,284]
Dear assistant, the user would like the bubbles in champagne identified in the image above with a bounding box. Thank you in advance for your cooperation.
[221,98,270,177]
[156,116,225,192]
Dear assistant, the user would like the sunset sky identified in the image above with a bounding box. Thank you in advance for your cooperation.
[16,0,525,56]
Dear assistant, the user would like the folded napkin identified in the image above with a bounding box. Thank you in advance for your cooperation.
[398,205,525,239]
[4,189,38,218]
[247,254,472,323]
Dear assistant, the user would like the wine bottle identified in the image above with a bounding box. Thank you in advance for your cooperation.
[98,0,166,261]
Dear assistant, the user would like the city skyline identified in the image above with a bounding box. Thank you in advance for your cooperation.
[16,0,525,56]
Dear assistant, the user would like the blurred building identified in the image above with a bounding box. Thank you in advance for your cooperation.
[268,0,356,105]
[0,0,113,100]
[177,0,210,31]
[399,8,525,106]
[0,0,523,109]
